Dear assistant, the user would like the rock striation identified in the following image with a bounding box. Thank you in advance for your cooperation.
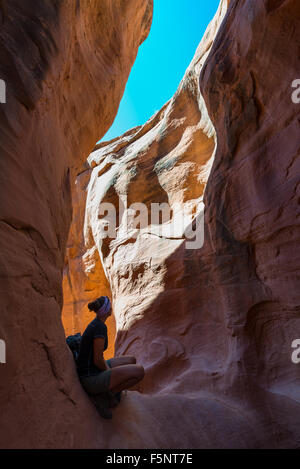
[0,0,153,448]
[0,0,299,449]
[64,0,300,449]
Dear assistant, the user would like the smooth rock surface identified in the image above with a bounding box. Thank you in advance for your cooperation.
[62,168,116,358]
[65,0,300,449]
[0,0,152,448]
[1,0,299,449]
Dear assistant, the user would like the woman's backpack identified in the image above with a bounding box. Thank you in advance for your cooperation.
[66,333,82,363]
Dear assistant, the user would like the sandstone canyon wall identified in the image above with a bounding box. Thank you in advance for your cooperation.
[64,0,300,449]
[0,0,299,450]
[62,169,116,359]
[0,0,153,448]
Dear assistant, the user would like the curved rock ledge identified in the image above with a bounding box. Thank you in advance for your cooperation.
[0,0,153,449]
[0,0,299,449]
[64,0,300,449]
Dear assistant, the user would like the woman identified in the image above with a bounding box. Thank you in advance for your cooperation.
[77,296,145,419]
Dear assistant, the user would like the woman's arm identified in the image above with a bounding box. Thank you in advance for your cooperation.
[93,337,109,371]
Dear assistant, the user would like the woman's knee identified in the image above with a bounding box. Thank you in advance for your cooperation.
[124,355,136,364]
[109,364,144,391]
[122,364,144,382]
[110,355,136,367]
[133,365,145,380]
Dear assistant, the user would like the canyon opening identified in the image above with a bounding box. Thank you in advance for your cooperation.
[0,0,299,452]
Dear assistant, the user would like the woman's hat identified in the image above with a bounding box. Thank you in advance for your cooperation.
[96,296,111,318]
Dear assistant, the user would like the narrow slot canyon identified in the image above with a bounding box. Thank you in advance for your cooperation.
[0,0,299,450]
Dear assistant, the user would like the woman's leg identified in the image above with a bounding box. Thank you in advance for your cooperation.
[108,355,136,368]
[108,364,145,393]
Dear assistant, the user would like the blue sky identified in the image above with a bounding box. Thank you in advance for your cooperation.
[101,0,220,142]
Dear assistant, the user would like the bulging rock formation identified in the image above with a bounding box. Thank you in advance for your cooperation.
[62,168,116,359]
[0,0,153,448]
[78,2,225,396]
[199,0,300,446]
[1,0,299,449]
[64,0,300,449]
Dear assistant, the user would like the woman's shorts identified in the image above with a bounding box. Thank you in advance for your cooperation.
[80,360,112,395]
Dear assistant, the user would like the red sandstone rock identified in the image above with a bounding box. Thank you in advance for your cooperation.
[0,0,152,448]
[62,168,116,359]
[1,0,299,450]
[82,2,225,396]
[199,0,300,447]
[65,0,300,449]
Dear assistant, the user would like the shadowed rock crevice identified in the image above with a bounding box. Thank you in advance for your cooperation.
[0,0,153,449]
[0,0,299,450]
[63,0,300,449]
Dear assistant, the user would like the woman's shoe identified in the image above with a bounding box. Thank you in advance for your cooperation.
[107,391,121,408]
[91,393,112,419]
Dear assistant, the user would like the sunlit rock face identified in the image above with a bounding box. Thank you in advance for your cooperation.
[200,0,300,448]
[62,168,116,359]
[64,0,300,449]
[83,4,225,395]
[0,0,153,448]
[62,1,225,364]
